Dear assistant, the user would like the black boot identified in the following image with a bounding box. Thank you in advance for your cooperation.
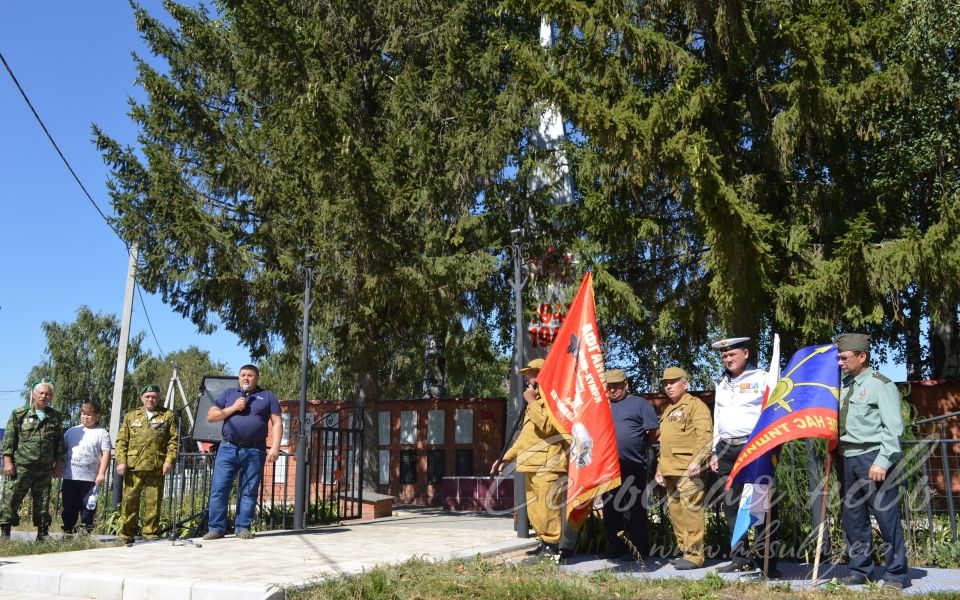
[0,525,10,540]
[36,526,48,542]
[525,541,546,556]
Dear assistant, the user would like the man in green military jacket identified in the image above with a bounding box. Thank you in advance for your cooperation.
[0,378,65,541]
[115,385,178,545]
[835,333,907,590]
[654,367,713,570]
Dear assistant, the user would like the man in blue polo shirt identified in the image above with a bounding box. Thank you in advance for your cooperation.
[203,364,282,540]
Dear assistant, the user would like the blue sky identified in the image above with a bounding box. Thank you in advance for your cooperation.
[0,1,251,420]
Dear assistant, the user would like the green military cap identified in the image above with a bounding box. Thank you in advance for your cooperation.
[140,384,161,395]
[661,366,688,381]
[519,358,545,375]
[835,333,871,353]
[606,369,627,384]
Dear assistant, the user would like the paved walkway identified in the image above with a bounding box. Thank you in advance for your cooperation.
[3,510,960,598]
[0,509,533,600]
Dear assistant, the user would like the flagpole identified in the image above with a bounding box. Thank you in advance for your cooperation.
[495,404,528,470]
[762,493,773,576]
[812,450,833,583]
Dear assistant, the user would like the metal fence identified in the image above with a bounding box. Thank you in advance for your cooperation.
[309,406,365,523]
[1,409,366,536]
[901,413,960,547]
[641,417,960,561]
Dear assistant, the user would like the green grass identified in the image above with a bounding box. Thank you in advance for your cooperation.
[287,557,945,600]
[0,531,107,556]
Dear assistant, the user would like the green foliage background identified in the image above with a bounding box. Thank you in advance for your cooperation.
[85,0,959,402]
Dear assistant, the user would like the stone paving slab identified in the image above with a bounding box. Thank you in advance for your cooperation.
[0,509,529,600]
[560,555,960,595]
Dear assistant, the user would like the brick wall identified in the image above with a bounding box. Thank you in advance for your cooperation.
[372,397,507,505]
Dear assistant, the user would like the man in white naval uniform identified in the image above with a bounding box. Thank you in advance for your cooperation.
[709,337,780,578]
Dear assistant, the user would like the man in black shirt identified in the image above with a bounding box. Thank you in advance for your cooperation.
[600,369,659,558]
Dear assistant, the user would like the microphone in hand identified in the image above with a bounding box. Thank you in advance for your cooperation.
[236,385,249,411]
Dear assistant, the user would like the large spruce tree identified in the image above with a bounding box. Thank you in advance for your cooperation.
[97,0,960,409]
[95,1,539,476]
[504,0,960,383]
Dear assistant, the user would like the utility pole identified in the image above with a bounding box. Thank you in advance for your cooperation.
[110,244,137,508]
[294,254,316,530]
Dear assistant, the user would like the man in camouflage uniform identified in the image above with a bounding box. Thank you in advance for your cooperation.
[115,385,178,545]
[0,378,65,541]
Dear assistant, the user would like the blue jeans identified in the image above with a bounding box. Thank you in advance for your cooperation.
[207,441,266,533]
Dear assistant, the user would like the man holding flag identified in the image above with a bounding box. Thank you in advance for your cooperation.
[727,341,844,584]
[529,272,623,549]
[835,333,907,590]
[491,358,570,561]
[709,337,780,578]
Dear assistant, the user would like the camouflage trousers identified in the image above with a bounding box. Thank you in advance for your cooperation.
[121,470,165,539]
[0,465,55,527]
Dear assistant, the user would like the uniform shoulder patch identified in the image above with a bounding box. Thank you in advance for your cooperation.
[872,371,893,384]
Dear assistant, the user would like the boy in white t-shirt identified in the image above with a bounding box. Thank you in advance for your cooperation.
[61,401,112,534]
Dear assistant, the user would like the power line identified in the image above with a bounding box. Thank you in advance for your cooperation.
[0,50,124,244]
[136,284,166,360]
[0,50,171,360]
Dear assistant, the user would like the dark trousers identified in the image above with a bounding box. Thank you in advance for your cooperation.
[61,479,97,533]
[842,451,908,585]
[716,440,778,569]
[602,466,649,556]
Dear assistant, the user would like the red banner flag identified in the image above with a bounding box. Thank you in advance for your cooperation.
[536,272,621,527]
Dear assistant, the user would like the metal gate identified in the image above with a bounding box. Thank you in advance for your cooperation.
[309,406,365,524]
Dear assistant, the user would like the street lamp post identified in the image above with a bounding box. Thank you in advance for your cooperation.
[508,228,530,537]
[294,254,316,530]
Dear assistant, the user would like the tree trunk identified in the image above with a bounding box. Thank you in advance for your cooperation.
[353,370,380,490]
[905,292,924,380]
[930,315,960,380]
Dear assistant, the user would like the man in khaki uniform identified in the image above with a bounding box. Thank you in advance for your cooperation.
[115,385,178,545]
[491,358,570,560]
[655,367,713,569]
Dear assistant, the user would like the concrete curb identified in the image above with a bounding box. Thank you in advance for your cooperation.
[445,537,539,562]
[60,572,124,600]
[0,566,283,600]
[0,566,62,595]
